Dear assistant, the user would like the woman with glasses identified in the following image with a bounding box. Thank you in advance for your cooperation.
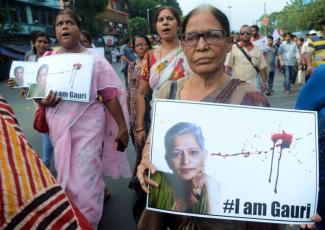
[135,5,296,230]
[135,6,191,151]
[127,35,152,183]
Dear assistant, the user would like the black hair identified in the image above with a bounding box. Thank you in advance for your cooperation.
[154,6,182,27]
[267,35,273,40]
[54,9,81,31]
[251,25,259,32]
[181,4,230,35]
[32,32,51,44]
[80,30,92,44]
[240,24,251,32]
[132,35,152,50]
[283,32,292,38]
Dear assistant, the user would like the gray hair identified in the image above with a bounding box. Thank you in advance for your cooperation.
[164,122,205,155]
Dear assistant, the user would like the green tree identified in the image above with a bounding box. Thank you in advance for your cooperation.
[73,0,109,37]
[129,17,148,36]
[258,0,325,33]
[129,0,182,18]
[160,0,182,14]
[258,12,279,35]
[129,0,158,18]
[0,3,22,39]
[128,0,182,34]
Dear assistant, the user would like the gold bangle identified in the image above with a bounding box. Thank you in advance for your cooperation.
[135,127,145,133]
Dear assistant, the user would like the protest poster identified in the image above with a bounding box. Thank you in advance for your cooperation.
[147,99,318,225]
[9,61,37,88]
[89,47,105,57]
[27,53,94,102]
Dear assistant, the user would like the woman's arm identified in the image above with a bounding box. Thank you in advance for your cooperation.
[136,81,174,193]
[105,96,129,147]
[136,133,158,193]
[135,79,151,146]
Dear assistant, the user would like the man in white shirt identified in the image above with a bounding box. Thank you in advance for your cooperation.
[225,25,267,93]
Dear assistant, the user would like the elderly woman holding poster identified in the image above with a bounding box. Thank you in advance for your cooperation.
[40,9,130,228]
[137,4,320,230]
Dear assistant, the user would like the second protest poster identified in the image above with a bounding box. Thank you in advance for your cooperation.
[27,53,93,102]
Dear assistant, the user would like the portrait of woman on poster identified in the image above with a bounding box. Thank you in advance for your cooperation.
[13,66,24,87]
[148,122,220,215]
[28,64,49,98]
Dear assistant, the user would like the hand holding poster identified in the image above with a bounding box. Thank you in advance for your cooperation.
[147,99,318,225]
[27,54,94,102]
[9,61,37,88]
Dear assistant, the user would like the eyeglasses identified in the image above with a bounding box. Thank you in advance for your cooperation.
[240,31,251,35]
[181,30,226,47]
[310,33,317,36]
[135,43,147,48]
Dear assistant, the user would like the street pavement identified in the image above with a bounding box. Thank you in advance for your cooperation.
[0,64,302,230]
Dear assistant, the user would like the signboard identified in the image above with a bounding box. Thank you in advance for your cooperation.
[147,99,318,225]
[26,54,94,102]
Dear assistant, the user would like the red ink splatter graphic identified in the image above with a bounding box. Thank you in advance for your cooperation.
[70,62,82,88]
[210,130,306,194]
[269,131,293,193]
[73,63,82,70]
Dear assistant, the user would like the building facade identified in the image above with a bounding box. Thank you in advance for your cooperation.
[0,0,61,79]
[100,0,129,46]
[1,0,61,37]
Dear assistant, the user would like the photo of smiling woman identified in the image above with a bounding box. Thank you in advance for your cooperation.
[28,64,49,98]
[148,122,220,215]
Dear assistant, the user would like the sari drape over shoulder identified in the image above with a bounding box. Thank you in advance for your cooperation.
[0,95,93,230]
[45,50,131,227]
[140,44,191,104]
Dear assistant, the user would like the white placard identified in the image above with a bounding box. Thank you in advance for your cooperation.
[26,54,94,102]
[9,61,37,88]
[89,47,105,57]
[147,99,318,225]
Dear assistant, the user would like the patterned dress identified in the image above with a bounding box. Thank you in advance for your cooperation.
[0,95,93,229]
